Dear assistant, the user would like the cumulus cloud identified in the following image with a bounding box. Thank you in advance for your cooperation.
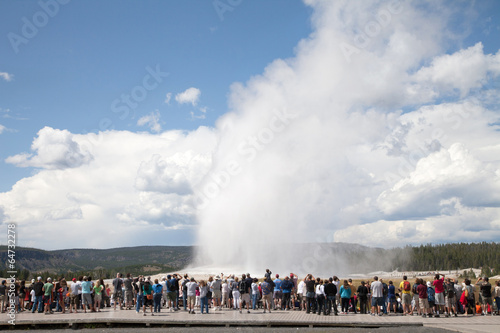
[0,127,216,249]
[175,87,201,106]
[137,110,162,133]
[1,1,500,264]
[0,72,13,81]
[0,124,5,134]
[5,127,94,169]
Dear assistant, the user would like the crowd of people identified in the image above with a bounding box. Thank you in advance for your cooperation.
[1,270,499,318]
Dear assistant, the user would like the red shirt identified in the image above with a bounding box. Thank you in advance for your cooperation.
[433,278,444,294]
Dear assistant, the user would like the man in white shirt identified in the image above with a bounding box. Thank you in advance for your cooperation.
[370,276,384,316]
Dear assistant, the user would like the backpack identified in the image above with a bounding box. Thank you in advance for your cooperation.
[239,280,247,294]
[446,284,455,298]
[403,281,411,292]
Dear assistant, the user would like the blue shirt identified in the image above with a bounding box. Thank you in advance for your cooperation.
[152,283,163,294]
[166,278,176,292]
[340,285,351,298]
[281,279,293,293]
[274,279,282,291]
[388,285,396,298]
[81,281,92,294]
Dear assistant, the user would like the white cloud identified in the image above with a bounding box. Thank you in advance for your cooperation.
[137,110,162,133]
[0,124,5,134]
[0,126,217,249]
[2,1,500,261]
[0,72,13,81]
[164,92,172,104]
[175,87,201,106]
[5,127,94,169]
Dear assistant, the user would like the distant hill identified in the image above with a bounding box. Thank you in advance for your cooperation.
[0,245,194,275]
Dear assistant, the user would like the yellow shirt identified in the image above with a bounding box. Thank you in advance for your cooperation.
[399,281,411,294]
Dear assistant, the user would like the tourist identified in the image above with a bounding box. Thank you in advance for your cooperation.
[432,273,445,317]
[462,279,475,316]
[239,274,251,313]
[416,278,431,317]
[357,281,369,314]
[142,277,154,316]
[251,278,260,310]
[261,277,273,313]
[454,279,464,314]
[199,280,209,314]
[412,278,421,315]
[212,275,223,311]
[112,273,124,310]
[31,277,44,313]
[273,274,282,310]
[231,277,240,310]
[324,277,338,315]
[68,278,80,313]
[181,274,190,311]
[81,276,93,313]
[43,277,54,315]
[305,274,316,314]
[166,275,177,312]
[398,275,412,315]
[340,280,351,314]
[123,273,134,310]
[0,280,6,313]
[59,278,68,313]
[19,280,26,312]
[348,279,357,314]
[297,277,305,311]
[370,276,383,316]
[476,277,493,315]
[93,280,103,312]
[381,279,388,314]
[281,276,294,310]
[221,279,229,309]
[444,278,457,317]
[151,279,162,313]
[186,277,198,314]
[427,281,436,315]
[134,277,143,313]
[315,279,326,315]
[493,280,500,315]
[387,281,397,314]
[290,273,298,310]
[227,275,235,308]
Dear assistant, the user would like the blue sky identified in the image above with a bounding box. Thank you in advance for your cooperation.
[1,0,500,253]
[0,0,312,191]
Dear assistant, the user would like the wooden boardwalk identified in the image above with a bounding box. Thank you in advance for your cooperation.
[3,308,500,332]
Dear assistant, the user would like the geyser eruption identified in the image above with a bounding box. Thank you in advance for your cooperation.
[192,0,500,275]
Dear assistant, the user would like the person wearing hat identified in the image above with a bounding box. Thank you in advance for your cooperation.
[69,278,80,313]
[211,275,222,311]
[31,277,44,313]
[43,277,54,314]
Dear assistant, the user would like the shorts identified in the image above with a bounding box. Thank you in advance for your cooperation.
[435,292,445,305]
[481,297,493,306]
[213,291,222,300]
[262,294,272,303]
[82,293,92,305]
[297,294,303,303]
[187,295,196,307]
[240,293,250,303]
[124,290,133,302]
[371,297,384,307]
[144,297,152,306]
[114,290,123,300]
[419,298,429,310]
[70,294,79,305]
[402,293,411,305]
[274,291,282,299]
[167,291,176,302]
[43,295,51,304]
[445,296,456,308]
[429,301,435,308]
[94,294,102,302]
